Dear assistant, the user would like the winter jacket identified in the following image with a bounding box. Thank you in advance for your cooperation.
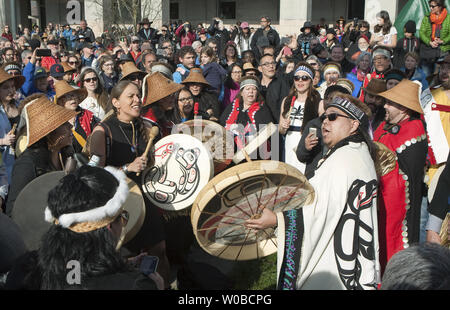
[419,12,450,53]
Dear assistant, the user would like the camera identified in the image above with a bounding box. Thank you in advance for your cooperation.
[36,49,52,57]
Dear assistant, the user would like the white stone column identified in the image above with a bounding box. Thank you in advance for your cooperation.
[84,0,104,36]
[365,0,399,31]
[141,0,170,29]
[278,0,312,37]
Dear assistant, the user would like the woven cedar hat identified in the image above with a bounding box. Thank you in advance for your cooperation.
[120,62,147,81]
[243,62,258,73]
[142,72,184,106]
[181,68,210,87]
[0,67,25,89]
[363,78,387,96]
[23,96,78,147]
[378,79,424,114]
[53,80,87,105]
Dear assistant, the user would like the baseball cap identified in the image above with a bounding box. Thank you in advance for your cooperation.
[34,67,48,79]
[240,22,249,29]
[50,64,65,78]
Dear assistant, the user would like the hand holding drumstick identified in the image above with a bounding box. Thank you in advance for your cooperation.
[136,126,159,176]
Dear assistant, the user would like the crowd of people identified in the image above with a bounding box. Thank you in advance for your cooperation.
[0,0,449,291]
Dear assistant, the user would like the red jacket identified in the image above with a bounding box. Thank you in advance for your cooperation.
[2,32,13,42]
[175,25,196,47]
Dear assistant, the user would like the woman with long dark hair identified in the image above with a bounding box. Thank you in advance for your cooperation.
[222,63,243,110]
[88,80,172,288]
[371,10,397,49]
[6,165,163,289]
[78,67,109,120]
[278,62,321,173]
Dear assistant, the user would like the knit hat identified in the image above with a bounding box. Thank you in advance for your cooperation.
[404,20,416,34]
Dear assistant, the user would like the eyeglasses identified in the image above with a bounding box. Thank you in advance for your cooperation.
[294,75,310,82]
[261,61,276,67]
[103,63,114,67]
[178,96,193,102]
[320,112,352,122]
[83,77,98,83]
[231,70,243,75]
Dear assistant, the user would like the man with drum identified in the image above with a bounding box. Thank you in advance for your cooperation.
[245,93,381,290]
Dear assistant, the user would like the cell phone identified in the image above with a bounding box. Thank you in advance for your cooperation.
[36,49,52,57]
[309,127,317,139]
[139,255,159,276]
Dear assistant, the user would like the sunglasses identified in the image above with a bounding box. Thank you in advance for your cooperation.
[430,4,439,8]
[308,62,318,66]
[127,74,141,81]
[294,75,311,82]
[320,112,352,122]
[83,77,98,83]
[69,61,78,65]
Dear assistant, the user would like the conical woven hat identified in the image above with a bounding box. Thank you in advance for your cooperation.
[378,79,424,114]
[24,96,78,147]
[0,67,25,89]
[181,68,210,87]
[54,80,87,105]
[142,72,183,106]
[60,61,76,73]
[120,62,147,81]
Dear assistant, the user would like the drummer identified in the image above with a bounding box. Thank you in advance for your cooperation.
[5,95,78,216]
[219,76,274,152]
[5,165,164,290]
[141,72,183,138]
[245,93,381,290]
[53,80,99,153]
[88,80,171,288]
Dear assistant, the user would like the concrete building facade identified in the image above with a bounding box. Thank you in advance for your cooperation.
[2,0,408,38]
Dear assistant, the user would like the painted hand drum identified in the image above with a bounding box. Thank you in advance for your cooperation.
[12,171,145,251]
[191,160,315,261]
[141,134,214,211]
[174,119,234,174]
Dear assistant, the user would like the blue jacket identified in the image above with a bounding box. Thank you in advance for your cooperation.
[345,72,364,98]
[401,67,429,90]
[201,62,226,93]
[173,64,191,84]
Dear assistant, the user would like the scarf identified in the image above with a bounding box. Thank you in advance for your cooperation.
[430,8,448,41]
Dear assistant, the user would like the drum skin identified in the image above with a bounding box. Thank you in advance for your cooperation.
[191,160,315,261]
[141,134,214,211]
[175,119,234,175]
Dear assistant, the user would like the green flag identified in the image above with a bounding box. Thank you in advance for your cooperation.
[394,0,450,38]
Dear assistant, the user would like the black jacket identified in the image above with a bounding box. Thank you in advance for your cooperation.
[207,22,231,58]
[251,27,280,59]
[5,146,54,216]
[296,117,327,179]
[138,27,159,48]
[260,75,290,123]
